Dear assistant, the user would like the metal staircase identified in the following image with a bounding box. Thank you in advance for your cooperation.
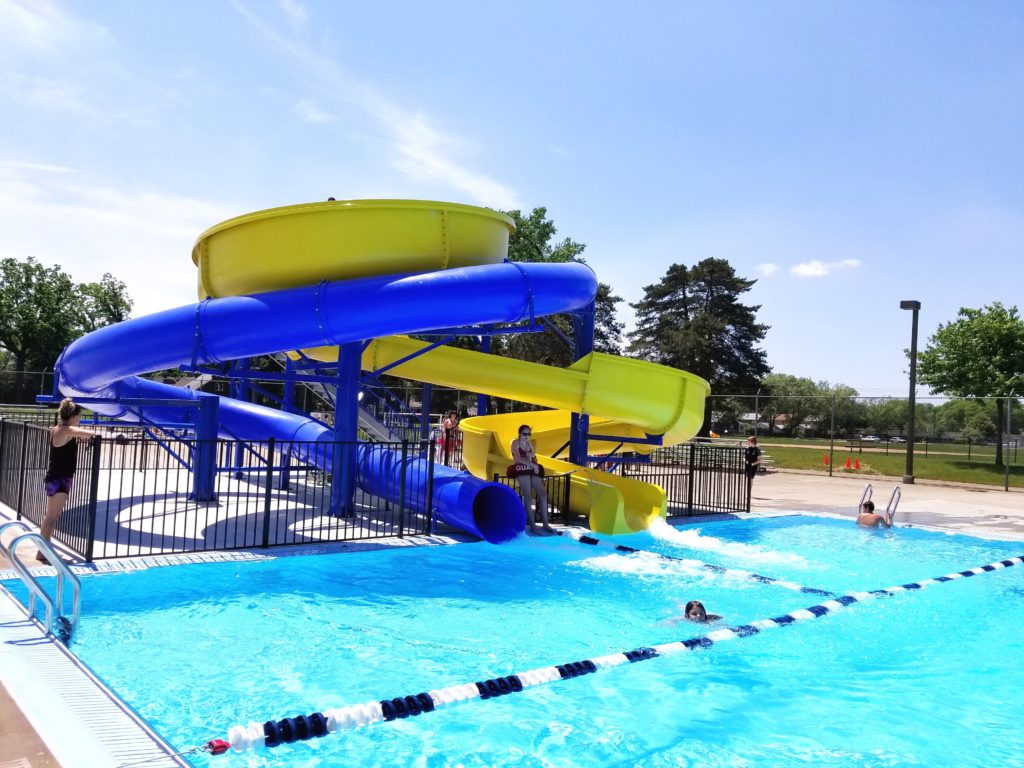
[267,354,420,442]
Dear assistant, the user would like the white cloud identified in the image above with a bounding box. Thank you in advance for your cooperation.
[231,1,520,210]
[0,165,235,319]
[2,159,73,173]
[790,260,828,277]
[790,258,861,277]
[278,0,307,28]
[0,0,103,55]
[295,99,333,123]
[757,262,779,275]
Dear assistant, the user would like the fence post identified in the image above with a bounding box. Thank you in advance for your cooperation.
[686,443,697,514]
[562,471,572,523]
[425,439,436,535]
[397,440,408,538]
[15,424,29,521]
[0,419,5,493]
[84,435,102,562]
[261,437,275,548]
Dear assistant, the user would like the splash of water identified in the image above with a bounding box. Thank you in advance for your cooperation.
[648,518,807,567]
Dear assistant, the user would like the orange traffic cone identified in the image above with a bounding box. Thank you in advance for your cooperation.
[844,456,851,469]
[854,458,861,470]
[823,453,829,466]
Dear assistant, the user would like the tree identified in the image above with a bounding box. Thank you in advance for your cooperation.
[501,207,623,361]
[0,257,134,401]
[864,398,908,437]
[760,374,820,436]
[628,259,770,434]
[917,302,1024,466]
[76,273,133,332]
[824,383,866,437]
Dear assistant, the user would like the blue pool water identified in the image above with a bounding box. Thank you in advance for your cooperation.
[7,515,1024,767]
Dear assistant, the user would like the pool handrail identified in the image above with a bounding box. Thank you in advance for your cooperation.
[3,530,81,641]
[886,486,901,517]
[857,483,873,513]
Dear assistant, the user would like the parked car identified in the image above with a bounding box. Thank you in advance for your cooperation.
[863,435,881,442]
[889,436,906,443]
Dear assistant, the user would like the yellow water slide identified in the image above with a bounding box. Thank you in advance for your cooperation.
[301,335,708,535]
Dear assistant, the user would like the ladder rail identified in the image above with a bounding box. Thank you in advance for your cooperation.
[0,521,41,619]
[857,483,873,513]
[886,486,902,516]
[5,531,81,637]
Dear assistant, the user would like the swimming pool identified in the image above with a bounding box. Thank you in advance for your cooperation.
[7,515,1024,766]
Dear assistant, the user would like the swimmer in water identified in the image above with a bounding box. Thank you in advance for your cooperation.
[856,500,893,528]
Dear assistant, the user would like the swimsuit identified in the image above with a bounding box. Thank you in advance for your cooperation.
[44,437,78,496]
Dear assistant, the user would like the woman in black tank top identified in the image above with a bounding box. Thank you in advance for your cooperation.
[37,398,96,563]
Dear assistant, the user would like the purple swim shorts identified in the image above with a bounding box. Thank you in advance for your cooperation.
[44,477,73,497]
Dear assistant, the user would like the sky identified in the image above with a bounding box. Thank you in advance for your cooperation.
[1,0,1021,396]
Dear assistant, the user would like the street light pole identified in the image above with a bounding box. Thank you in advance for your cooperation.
[900,300,921,484]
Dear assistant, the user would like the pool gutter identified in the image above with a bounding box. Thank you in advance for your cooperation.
[0,583,192,768]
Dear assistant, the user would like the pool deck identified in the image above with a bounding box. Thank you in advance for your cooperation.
[2,469,1022,767]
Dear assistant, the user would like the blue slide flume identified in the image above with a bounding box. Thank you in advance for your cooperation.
[54,262,599,543]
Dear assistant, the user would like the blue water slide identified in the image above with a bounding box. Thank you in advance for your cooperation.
[55,262,598,543]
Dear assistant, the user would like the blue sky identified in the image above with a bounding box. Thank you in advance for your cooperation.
[1,1,1021,395]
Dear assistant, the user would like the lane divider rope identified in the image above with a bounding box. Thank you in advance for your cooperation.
[559,528,836,597]
[206,554,1023,755]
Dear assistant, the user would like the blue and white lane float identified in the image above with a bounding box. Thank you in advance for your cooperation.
[559,528,836,597]
[212,554,1024,755]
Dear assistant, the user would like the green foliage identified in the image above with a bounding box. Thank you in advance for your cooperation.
[76,273,133,332]
[629,259,769,433]
[918,302,1024,465]
[628,259,769,386]
[0,257,134,401]
[760,374,820,436]
[501,207,623,362]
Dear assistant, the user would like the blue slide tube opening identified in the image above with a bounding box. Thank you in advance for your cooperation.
[356,445,525,543]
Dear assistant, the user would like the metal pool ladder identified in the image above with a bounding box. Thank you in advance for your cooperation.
[857,483,902,520]
[0,521,81,643]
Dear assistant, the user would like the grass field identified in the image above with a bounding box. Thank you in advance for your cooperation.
[748,435,1022,462]
[760,444,1024,489]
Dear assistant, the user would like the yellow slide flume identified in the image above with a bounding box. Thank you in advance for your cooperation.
[302,336,709,534]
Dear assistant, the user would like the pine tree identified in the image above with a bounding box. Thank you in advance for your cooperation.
[628,259,769,434]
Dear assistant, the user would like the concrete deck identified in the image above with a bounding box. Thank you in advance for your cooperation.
[1,469,1022,766]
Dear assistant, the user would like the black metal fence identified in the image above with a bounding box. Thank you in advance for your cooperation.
[493,471,576,525]
[0,418,436,561]
[618,443,750,516]
[437,427,464,469]
[0,420,100,558]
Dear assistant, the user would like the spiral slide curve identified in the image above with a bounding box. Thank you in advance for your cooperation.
[55,200,596,543]
[53,200,708,542]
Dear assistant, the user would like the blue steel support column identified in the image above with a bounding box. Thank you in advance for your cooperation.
[191,393,219,501]
[331,342,361,516]
[231,358,251,478]
[420,383,433,441]
[476,333,491,417]
[278,357,294,490]
[569,301,596,466]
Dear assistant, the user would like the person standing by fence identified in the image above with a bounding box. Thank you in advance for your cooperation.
[442,410,460,466]
[744,436,762,492]
[38,398,96,563]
